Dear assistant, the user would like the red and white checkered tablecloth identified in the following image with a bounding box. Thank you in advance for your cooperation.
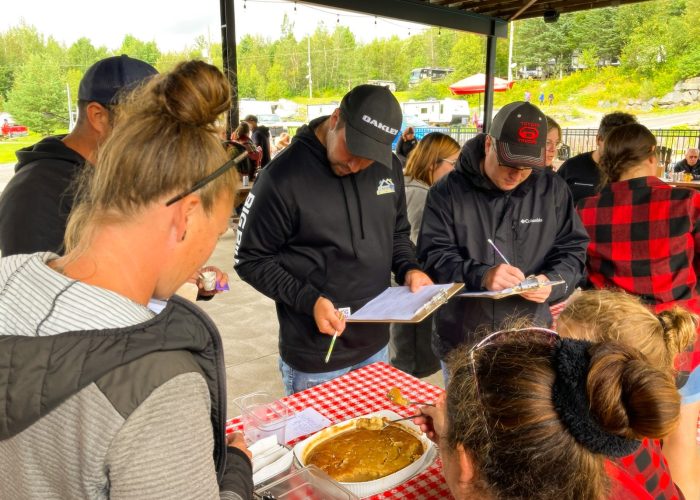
[226,362,452,500]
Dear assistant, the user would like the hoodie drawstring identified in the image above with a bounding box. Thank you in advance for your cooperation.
[350,176,365,239]
[340,180,358,258]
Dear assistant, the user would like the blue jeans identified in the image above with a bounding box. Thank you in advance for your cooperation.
[278,345,389,396]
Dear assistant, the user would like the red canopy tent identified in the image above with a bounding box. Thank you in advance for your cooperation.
[449,73,514,129]
[449,73,514,95]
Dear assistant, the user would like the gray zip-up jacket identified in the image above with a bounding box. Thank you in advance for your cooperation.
[0,253,252,499]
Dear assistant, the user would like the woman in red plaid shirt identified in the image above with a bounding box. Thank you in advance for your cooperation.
[577,123,700,369]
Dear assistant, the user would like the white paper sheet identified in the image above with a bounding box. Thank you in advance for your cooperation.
[283,407,332,442]
[347,284,457,321]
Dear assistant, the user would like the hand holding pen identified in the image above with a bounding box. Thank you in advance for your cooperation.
[313,297,346,337]
[484,239,525,290]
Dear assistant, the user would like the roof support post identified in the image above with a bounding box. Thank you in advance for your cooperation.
[220,0,239,137]
[483,32,497,132]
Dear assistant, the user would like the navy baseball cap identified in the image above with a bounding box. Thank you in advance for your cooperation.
[339,84,402,168]
[78,55,158,105]
[489,101,546,169]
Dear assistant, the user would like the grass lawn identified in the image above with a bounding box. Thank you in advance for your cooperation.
[0,133,40,164]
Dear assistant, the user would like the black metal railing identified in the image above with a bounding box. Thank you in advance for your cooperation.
[288,124,700,167]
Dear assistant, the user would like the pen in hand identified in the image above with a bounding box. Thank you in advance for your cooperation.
[487,238,511,266]
[324,310,345,364]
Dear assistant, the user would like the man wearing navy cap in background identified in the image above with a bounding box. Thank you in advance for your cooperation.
[418,101,589,370]
[0,55,157,256]
[235,84,432,395]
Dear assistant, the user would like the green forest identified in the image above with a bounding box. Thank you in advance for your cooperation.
[1,0,700,135]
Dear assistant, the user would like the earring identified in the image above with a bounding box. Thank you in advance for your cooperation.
[181,230,187,242]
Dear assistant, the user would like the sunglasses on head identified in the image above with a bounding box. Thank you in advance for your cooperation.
[468,327,560,436]
[165,151,248,207]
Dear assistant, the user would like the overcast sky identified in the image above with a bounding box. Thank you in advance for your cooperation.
[2,0,427,52]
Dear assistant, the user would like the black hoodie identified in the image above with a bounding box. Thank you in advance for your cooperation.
[0,135,85,256]
[251,125,271,167]
[418,134,589,359]
[234,117,420,372]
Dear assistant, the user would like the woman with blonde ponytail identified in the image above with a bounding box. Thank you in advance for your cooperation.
[558,289,698,499]
[0,61,253,499]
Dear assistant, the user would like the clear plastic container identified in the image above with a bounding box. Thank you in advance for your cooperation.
[254,465,358,500]
[234,392,295,445]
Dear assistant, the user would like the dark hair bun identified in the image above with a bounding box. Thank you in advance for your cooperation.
[586,342,680,440]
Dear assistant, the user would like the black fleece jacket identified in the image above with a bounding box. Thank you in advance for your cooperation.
[234,117,420,372]
[418,134,589,359]
[0,136,85,256]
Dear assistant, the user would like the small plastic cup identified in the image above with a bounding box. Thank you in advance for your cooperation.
[201,271,217,291]
[242,175,249,187]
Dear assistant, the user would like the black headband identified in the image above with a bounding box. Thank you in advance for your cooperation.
[551,339,641,458]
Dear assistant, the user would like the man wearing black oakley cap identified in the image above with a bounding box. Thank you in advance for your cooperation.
[234,84,432,395]
[0,55,157,256]
[418,101,589,370]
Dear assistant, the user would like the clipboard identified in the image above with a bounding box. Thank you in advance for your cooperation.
[345,283,464,323]
[458,276,565,300]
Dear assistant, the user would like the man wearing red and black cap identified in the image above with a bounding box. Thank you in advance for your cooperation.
[235,84,432,395]
[418,101,589,364]
[0,55,157,256]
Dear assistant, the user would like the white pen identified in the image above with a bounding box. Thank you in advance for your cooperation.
[487,238,510,266]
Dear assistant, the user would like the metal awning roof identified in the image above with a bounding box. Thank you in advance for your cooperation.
[220,0,651,130]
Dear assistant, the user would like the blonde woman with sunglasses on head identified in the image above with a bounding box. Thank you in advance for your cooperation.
[390,132,459,378]
[0,61,253,499]
[413,328,681,500]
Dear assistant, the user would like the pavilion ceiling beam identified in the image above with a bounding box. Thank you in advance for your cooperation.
[298,0,508,37]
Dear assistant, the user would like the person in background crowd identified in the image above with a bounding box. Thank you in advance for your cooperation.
[272,132,291,157]
[524,90,531,102]
[539,91,545,106]
[414,329,681,500]
[557,111,637,204]
[243,114,271,168]
[577,123,700,312]
[0,60,253,500]
[231,121,262,181]
[549,92,555,105]
[558,289,697,499]
[673,147,700,178]
[234,85,432,395]
[1,118,9,138]
[545,115,562,170]
[396,126,418,166]
[418,101,588,377]
[390,132,459,378]
[0,55,157,256]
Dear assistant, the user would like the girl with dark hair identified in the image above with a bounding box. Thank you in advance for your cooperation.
[559,289,698,499]
[414,329,681,499]
[545,115,562,170]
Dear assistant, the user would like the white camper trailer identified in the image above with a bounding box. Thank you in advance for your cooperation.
[401,98,470,126]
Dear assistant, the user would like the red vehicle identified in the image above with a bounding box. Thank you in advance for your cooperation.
[1,120,28,138]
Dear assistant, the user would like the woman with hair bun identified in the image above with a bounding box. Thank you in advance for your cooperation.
[414,329,681,500]
[558,289,698,499]
[0,61,253,499]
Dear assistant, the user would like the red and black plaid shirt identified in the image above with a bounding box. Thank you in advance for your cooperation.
[578,176,700,307]
[609,438,683,500]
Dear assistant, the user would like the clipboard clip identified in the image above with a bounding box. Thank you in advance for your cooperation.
[413,288,451,317]
[514,275,541,293]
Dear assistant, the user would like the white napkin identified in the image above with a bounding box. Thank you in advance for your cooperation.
[250,436,287,474]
